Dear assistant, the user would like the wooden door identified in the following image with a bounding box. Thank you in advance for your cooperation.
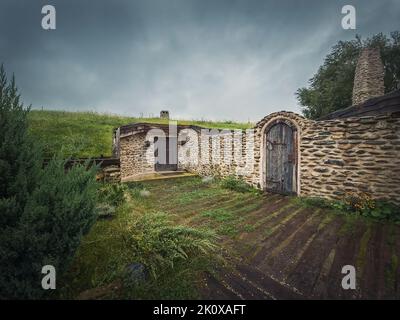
[265,123,296,194]
[154,137,178,171]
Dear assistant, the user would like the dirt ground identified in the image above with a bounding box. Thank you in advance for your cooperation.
[141,177,400,300]
[198,194,400,299]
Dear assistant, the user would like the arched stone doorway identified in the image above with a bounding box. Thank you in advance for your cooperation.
[262,118,299,195]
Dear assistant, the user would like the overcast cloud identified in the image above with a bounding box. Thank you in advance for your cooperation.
[0,0,399,121]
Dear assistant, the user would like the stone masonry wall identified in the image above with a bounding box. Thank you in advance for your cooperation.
[352,47,385,105]
[118,111,400,204]
[183,111,400,204]
[300,115,400,204]
[178,128,257,185]
[178,128,200,172]
[120,133,154,180]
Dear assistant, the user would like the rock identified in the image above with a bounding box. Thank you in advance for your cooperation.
[333,191,345,196]
[314,140,336,145]
[364,141,386,145]
[382,134,398,139]
[318,131,331,136]
[324,159,345,166]
[363,133,380,140]
[96,203,116,219]
[140,189,151,197]
[125,263,148,285]
[314,167,329,173]
[202,176,214,184]
[347,135,362,140]
[375,120,388,129]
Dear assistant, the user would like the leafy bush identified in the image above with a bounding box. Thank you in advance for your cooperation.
[96,203,117,219]
[122,212,217,278]
[98,183,126,207]
[296,192,400,223]
[342,192,375,212]
[0,66,98,299]
[220,175,255,193]
[361,201,400,221]
[332,192,400,222]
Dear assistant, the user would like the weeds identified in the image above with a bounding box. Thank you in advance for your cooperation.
[125,181,151,198]
[123,212,218,279]
[96,203,117,219]
[295,194,400,223]
[220,175,258,193]
[98,183,126,207]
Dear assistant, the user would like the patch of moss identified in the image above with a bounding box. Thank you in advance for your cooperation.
[356,225,372,279]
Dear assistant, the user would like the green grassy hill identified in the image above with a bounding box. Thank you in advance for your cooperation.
[28,110,252,158]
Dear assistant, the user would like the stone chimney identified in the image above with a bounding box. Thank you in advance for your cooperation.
[160,110,169,119]
[352,47,385,105]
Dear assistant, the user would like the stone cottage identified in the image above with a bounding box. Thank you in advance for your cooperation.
[113,47,400,204]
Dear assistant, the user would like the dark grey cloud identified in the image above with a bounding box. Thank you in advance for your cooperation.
[0,0,399,121]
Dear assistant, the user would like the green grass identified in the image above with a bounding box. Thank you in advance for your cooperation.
[356,224,373,279]
[57,176,399,299]
[58,193,219,299]
[57,176,263,299]
[28,110,253,158]
[292,196,400,223]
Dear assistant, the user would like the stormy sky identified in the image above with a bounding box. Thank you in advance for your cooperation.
[0,0,399,121]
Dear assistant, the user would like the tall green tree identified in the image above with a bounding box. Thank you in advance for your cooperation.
[0,65,99,299]
[297,32,400,119]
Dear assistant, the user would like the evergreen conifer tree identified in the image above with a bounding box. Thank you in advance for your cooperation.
[0,65,98,299]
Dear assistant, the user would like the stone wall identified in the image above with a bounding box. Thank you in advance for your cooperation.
[178,128,257,185]
[300,115,400,204]
[118,111,400,204]
[120,133,154,180]
[180,111,400,204]
[98,165,121,183]
[178,128,200,172]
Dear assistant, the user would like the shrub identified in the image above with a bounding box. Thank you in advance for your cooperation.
[220,175,255,193]
[0,65,98,299]
[338,192,400,222]
[296,192,400,223]
[342,192,375,212]
[122,212,217,278]
[358,200,400,222]
[96,203,117,219]
[98,183,126,207]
